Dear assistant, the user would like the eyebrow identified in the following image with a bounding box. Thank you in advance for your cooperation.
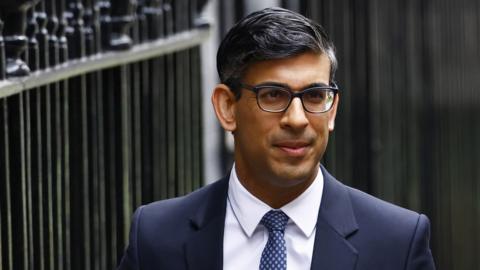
[255,81,330,89]
[306,82,330,88]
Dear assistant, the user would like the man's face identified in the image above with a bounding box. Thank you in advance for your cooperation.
[232,52,338,195]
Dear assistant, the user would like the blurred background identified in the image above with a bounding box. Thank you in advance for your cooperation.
[0,0,478,269]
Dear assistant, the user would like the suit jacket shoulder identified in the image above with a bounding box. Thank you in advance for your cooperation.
[117,177,229,270]
[141,177,227,226]
[317,167,435,269]
[347,186,434,269]
[346,184,420,233]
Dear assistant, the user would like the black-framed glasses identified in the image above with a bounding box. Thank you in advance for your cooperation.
[236,81,339,113]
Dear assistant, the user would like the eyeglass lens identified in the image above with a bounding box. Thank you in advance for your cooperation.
[256,87,335,113]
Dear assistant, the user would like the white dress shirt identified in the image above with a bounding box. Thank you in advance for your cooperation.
[223,164,324,270]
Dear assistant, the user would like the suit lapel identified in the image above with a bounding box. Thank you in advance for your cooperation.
[184,177,229,270]
[183,168,359,270]
[310,166,359,270]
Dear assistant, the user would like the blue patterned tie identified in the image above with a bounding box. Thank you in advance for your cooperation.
[259,210,289,270]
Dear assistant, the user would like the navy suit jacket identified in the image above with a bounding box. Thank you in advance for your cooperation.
[118,166,435,269]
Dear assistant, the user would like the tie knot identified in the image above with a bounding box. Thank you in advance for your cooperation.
[261,210,289,232]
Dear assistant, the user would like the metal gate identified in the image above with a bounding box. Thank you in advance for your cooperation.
[0,0,208,269]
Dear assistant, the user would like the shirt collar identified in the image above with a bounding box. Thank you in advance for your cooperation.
[227,164,324,238]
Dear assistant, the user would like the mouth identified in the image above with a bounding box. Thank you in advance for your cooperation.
[273,141,311,157]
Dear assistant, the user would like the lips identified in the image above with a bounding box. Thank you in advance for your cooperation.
[273,140,311,157]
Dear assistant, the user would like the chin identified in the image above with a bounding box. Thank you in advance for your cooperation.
[271,163,318,187]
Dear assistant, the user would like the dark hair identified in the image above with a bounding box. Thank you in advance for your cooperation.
[217,7,337,97]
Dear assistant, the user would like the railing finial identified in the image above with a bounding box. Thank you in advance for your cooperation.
[108,0,138,50]
[0,0,40,77]
[0,18,5,80]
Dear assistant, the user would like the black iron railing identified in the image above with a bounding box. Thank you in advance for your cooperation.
[0,0,209,269]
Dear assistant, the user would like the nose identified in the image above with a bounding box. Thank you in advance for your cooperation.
[279,97,309,130]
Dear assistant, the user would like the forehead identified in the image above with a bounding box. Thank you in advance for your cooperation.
[242,52,331,89]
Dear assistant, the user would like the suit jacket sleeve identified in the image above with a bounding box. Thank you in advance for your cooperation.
[117,206,144,270]
[405,214,436,270]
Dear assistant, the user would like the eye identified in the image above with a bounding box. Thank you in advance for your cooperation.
[258,88,290,103]
[304,89,327,103]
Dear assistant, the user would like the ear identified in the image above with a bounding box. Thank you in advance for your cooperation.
[211,84,237,132]
[328,94,339,131]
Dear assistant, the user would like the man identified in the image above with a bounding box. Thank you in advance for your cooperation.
[118,7,435,270]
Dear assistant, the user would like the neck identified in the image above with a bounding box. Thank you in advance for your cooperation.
[234,165,317,209]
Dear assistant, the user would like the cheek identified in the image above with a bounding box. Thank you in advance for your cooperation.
[237,117,271,147]
[310,118,331,149]
[235,109,276,151]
